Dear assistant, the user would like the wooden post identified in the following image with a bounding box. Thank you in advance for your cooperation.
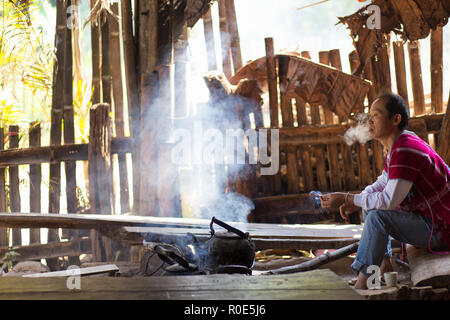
[265,37,279,129]
[88,103,114,262]
[101,10,112,105]
[392,41,410,109]
[121,0,140,215]
[29,122,41,244]
[90,0,101,104]
[329,49,346,123]
[8,126,21,246]
[0,128,7,247]
[437,92,450,164]
[278,55,293,127]
[430,27,443,114]
[318,51,334,124]
[110,2,130,213]
[224,0,242,73]
[372,36,392,95]
[408,41,426,116]
[202,8,217,71]
[300,51,320,125]
[218,0,232,79]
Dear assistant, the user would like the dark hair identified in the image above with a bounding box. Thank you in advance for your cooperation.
[375,92,409,130]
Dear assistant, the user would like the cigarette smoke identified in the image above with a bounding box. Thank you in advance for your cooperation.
[343,113,371,146]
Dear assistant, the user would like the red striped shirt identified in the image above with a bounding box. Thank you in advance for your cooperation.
[386,132,450,249]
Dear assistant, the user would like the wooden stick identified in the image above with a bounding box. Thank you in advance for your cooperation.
[101,8,112,105]
[29,122,41,245]
[90,0,101,104]
[110,2,130,214]
[121,0,141,215]
[202,8,217,70]
[372,37,392,95]
[430,27,443,114]
[264,37,279,128]
[8,126,21,246]
[437,92,450,164]
[319,51,334,124]
[88,103,114,262]
[0,128,6,246]
[225,0,242,73]
[408,41,426,116]
[265,242,359,274]
[218,0,232,79]
[392,41,410,109]
[278,55,294,127]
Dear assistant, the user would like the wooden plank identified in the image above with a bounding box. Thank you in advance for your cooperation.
[326,143,342,191]
[285,146,299,194]
[110,2,130,214]
[392,41,410,108]
[318,51,334,124]
[264,37,279,128]
[341,143,356,191]
[88,103,114,261]
[278,55,294,127]
[371,37,392,95]
[357,143,372,188]
[407,246,450,288]
[90,0,101,104]
[8,126,21,246]
[28,122,41,244]
[430,27,443,114]
[121,0,141,215]
[0,128,7,247]
[0,238,91,263]
[202,8,217,70]
[0,213,365,240]
[24,264,119,278]
[408,41,426,116]
[328,49,346,123]
[224,0,242,73]
[218,0,232,79]
[0,269,363,300]
[295,98,307,126]
[437,93,450,164]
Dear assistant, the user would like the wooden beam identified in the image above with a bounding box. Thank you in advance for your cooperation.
[0,238,91,263]
[430,27,443,114]
[29,122,41,245]
[8,126,21,246]
[408,41,426,116]
[0,128,7,247]
[264,37,279,128]
[392,41,410,108]
[202,8,217,70]
[24,264,119,278]
[224,0,242,73]
[218,0,232,79]
[407,246,450,287]
[437,92,450,164]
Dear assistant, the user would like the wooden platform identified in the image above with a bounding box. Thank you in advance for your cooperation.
[0,269,362,300]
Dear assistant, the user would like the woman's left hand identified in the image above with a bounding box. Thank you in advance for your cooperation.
[320,193,346,209]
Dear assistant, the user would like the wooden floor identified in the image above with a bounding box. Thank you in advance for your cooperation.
[0,269,362,300]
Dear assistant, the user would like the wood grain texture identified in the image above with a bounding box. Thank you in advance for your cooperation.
[0,269,363,300]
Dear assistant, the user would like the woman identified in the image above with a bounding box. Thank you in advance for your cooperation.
[320,93,450,289]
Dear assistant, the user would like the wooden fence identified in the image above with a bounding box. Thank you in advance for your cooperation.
[0,1,448,265]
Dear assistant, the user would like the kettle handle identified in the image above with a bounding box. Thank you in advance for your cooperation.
[210,216,249,239]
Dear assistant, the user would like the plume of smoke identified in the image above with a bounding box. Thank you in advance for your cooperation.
[343,113,371,146]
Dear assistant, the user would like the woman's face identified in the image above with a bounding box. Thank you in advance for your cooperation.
[368,99,400,140]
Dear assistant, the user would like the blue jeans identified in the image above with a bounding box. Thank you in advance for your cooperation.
[351,209,443,277]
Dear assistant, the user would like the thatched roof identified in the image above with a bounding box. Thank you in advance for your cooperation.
[338,0,450,75]
[229,53,371,120]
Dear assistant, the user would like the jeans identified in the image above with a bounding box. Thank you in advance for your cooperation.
[351,209,442,277]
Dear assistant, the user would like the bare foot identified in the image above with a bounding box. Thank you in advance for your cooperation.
[354,272,368,289]
[380,257,393,277]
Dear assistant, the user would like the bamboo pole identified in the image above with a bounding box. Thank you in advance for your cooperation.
[225,0,242,73]
[318,51,334,124]
[329,49,347,124]
[300,51,320,125]
[29,122,41,245]
[430,27,443,114]
[264,37,279,128]
[121,0,140,215]
[110,2,130,214]
[47,0,67,270]
[0,128,7,246]
[202,8,217,71]
[8,126,21,246]
[392,41,410,109]
[372,36,392,95]
[90,0,101,104]
[101,10,111,105]
[88,103,114,262]
[218,0,232,79]
[437,92,450,164]
[408,41,426,116]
